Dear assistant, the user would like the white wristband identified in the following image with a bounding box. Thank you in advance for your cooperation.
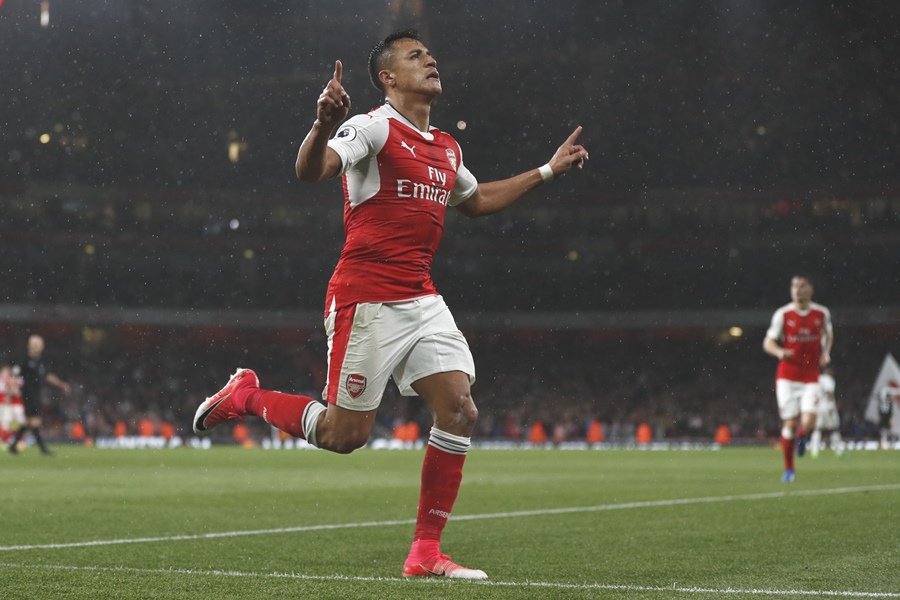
[538,163,555,183]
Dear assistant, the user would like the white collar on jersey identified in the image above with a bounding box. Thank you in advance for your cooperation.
[382,101,435,140]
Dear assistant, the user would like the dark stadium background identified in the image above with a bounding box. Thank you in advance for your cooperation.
[1,0,898,445]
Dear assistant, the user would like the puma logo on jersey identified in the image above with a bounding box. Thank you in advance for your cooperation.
[400,140,416,157]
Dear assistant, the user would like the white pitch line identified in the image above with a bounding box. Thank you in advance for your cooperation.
[0,518,418,552]
[0,563,898,598]
[1,483,898,553]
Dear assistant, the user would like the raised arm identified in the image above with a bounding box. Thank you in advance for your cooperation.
[296,60,352,182]
[455,126,588,218]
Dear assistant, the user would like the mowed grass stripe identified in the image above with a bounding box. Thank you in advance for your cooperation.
[1,563,899,598]
[2,483,898,552]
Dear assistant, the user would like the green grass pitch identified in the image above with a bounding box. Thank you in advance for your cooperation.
[1,445,898,599]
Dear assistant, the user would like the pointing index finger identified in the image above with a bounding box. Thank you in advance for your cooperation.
[333,60,343,83]
[565,125,583,145]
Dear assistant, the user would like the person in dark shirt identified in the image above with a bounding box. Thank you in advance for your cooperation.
[7,335,70,456]
[878,385,897,449]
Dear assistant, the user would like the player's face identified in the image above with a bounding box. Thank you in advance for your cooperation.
[385,38,441,98]
[790,277,813,305]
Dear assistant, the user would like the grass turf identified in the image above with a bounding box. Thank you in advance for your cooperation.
[1,445,897,599]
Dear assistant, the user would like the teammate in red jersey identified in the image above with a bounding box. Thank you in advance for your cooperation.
[192,29,588,579]
[763,274,833,482]
[0,363,24,445]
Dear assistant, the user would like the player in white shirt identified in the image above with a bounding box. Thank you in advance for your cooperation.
[192,29,588,579]
[810,365,845,458]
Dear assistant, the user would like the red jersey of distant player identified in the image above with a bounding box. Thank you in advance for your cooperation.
[324,103,477,315]
[0,366,23,407]
[766,302,833,383]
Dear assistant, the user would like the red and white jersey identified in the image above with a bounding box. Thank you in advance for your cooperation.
[766,302,833,383]
[324,103,478,314]
[0,369,22,406]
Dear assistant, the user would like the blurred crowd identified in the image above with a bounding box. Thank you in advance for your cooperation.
[3,180,900,314]
[3,323,889,447]
[3,2,898,192]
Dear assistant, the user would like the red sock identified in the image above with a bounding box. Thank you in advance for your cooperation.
[408,441,467,561]
[243,389,317,439]
[781,436,795,471]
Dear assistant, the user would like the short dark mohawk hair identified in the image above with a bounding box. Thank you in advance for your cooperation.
[368,29,422,92]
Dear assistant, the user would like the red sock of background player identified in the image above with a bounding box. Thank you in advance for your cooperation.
[406,428,469,564]
[239,389,325,443]
[781,426,795,471]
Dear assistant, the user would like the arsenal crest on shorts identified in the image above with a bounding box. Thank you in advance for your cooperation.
[346,373,367,398]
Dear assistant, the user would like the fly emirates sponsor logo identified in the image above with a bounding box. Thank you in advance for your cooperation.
[397,166,450,205]
[786,327,822,344]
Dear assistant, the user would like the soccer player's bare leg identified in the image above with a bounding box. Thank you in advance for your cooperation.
[781,416,798,480]
[402,370,487,579]
[195,369,374,453]
[800,411,817,440]
[794,410,817,458]
[8,415,52,456]
[313,404,377,454]
[199,368,486,577]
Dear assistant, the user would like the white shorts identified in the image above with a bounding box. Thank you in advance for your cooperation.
[323,295,476,411]
[776,379,820,421]
[0,402,25,427]
[816,398,840,431]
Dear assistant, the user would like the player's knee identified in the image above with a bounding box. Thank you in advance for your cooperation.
[329,438,367,455]
[461,397,478,428]
[447,392,478,433]
[318,429,369,454]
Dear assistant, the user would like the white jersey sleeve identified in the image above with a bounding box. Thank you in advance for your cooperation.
[766,306,785,341]
[816,303,834,336]
[448,162,477,206]
[327,115,389,176]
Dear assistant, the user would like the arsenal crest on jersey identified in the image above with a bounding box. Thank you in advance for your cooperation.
[445,148,457,170]
[346,373,367,398]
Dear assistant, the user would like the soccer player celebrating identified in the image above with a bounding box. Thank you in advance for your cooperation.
[193,29,588,579]
[763,274,834,482]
